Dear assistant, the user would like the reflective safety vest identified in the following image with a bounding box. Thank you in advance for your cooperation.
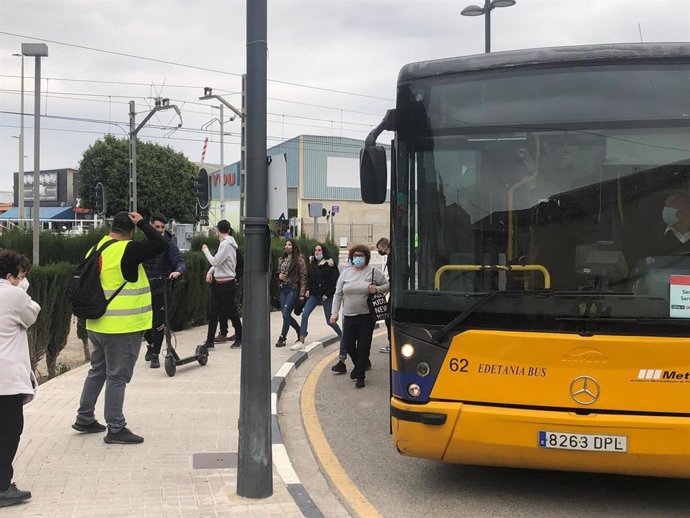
[86,236,152,334]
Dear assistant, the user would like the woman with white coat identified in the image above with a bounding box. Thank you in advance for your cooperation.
[0,250,41,508]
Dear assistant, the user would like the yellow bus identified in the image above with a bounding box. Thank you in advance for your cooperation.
[360,43,690,478]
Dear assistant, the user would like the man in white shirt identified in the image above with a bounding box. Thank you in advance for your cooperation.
[201,220,242,348]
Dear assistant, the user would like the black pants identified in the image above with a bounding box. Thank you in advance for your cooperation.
[143,292,166,355]
[343,314,375,380]
[206,280,242,344]
[0,394,23,491]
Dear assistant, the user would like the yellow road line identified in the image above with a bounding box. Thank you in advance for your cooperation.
[301,331,387,518]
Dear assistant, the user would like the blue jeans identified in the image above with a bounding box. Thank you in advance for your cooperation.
[77,331,142,433]
[299,295,342,339]
[280,284,301,339]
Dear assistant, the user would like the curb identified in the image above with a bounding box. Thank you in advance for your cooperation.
[271,321,383,518]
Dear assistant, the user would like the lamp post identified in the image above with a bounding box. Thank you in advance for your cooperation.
[201,107,236,222]
[21,43,48,266]
[12,52,25,227]
[461,0,516,53]
[199,88,244,224]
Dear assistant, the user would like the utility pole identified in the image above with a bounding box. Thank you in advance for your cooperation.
[129,101,137,212]
[241,74,247,231]
[129,98,183,212]
[237,0,271,498]
[12,52,25,226]
[220,104,225,218]
[22,43,48,266]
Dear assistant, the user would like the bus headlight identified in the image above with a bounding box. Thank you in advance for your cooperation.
[400,343,415,359]
[416,362,430,377]
[407,383,421,397]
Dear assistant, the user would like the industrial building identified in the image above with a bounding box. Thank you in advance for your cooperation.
[205,135,390,246]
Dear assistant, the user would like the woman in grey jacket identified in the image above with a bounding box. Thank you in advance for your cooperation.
[331,244,389,388]
[0,250,41,507]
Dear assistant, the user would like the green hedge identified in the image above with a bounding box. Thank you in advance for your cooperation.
[25,262,74,377]
[0,227,106,265]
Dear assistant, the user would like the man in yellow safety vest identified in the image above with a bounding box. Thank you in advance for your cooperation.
[72,211,166,444]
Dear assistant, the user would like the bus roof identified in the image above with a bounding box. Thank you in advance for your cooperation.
[398,43,690,83]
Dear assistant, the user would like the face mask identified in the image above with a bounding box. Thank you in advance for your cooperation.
[18,278,29,292]
[314,253,323,261]
[663,206,679,226]
[352,257,365,268]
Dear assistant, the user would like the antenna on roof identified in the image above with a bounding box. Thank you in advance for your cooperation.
[638,23,644,43]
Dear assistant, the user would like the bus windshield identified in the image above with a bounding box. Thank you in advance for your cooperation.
[393,63,690,335]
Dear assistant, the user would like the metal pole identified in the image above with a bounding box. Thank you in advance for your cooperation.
[240,74,247,232]
[129,100,137,212]
[220,104,225,218]
[238,0,272,498]
[32,56,41,265]
[18,55,25,227]
[484,0,491,53]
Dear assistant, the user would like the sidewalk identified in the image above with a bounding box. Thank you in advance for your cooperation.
[3,309,342,518]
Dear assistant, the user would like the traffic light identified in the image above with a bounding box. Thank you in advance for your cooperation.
[196,168,209,208]
[93,182,106,215]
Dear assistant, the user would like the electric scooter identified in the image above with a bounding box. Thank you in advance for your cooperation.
[158,276,209,377]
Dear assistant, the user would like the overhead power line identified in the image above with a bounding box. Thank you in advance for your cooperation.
[0,30,394,101]
[0,89,378,130]
[0,74,387,116]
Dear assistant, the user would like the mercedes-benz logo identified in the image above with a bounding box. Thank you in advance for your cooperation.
[569,375,600,405]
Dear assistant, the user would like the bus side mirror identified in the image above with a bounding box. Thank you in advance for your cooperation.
[360,145,387,204]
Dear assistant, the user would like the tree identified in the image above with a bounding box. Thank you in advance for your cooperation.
[78,134,198,222]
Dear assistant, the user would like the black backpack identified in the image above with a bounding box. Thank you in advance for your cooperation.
[69,239,126,320]
[235,247,244,280]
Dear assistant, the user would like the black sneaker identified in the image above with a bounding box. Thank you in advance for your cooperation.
[275,336,287,347]
[150,355,160,369]
[0,483,31,507]
[331,360,346,374]
[350,370,357,380]
[144,346,152,362]
[104,427,144,444]
[355,378,365,388]
[205,342,215,350]
[72,420,107,433]
[230,340,242,348]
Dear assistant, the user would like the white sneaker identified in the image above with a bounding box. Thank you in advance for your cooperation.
[290,342,306,351]
[380,345,390,353]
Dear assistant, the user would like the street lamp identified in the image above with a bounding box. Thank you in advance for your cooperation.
[201,111,235,219]
[461,0,516,53]
[21,42,48,266]
[11,52,25,227]
[199,88,244,223]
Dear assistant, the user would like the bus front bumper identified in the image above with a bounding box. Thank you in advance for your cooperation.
[391,398,690,478]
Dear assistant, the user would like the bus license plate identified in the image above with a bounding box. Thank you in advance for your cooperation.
[538,431,627,452]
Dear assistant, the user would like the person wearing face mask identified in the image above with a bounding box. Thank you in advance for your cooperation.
[660,193,690,252]
[291,244,342,351]
[0,250,41,507]
[331,244,389,388]
[376,237,392,353]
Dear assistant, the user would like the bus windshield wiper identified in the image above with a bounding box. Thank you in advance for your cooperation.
[431,291,500,344]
